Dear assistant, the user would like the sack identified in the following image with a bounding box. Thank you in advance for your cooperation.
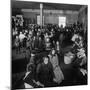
[53,66,64,84]
[64,52,74,64]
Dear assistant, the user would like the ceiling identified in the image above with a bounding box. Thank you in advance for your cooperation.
[12,1,83,11]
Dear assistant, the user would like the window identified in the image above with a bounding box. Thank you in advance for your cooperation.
[59,16,66,27]
[37,15,44,25]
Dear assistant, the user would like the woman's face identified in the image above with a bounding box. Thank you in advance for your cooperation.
[52,50,55,55]
[33,36,36,40]
[39,37,41,40]
[44,57,48,64]
[37,32,39,36]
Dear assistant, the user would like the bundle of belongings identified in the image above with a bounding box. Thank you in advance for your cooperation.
[71,33,87,76]
[64,52,75,64]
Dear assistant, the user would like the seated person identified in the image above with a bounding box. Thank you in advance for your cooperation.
[24,54,44,88]
[36,56,56,87]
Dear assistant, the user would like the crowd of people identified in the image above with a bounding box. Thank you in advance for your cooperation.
[12,21,87,88]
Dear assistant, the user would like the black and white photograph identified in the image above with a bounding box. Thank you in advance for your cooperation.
[11,0,88,89]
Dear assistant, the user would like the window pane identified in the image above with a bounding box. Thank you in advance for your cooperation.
[59,16,66,27]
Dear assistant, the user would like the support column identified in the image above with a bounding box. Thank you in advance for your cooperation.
[40,3,43,28]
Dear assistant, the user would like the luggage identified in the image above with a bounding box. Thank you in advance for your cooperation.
[53,66,64,84]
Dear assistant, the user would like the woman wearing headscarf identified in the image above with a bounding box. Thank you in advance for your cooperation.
[36,56,55,87]
[48,48,64,84]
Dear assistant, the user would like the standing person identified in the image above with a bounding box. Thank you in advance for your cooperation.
[14,35,20,53]
[44,33,51,50]
[48,48,64,84]
[19,32,25,52]
[19,32,25,42]
[59,32,64,48]
[26,34,33,52]
[27,51,36,72]
[23,34,27,48]
[38,37,45,51]
[31,36,36,50]
[55,41,60,54]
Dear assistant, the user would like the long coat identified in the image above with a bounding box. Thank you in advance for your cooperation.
[49,54,64,84]
[36,62,54,86]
